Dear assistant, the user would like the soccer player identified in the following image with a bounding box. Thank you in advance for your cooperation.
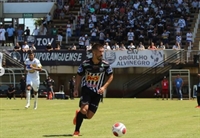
[72,43,113,137]
[24,50,42,109]
[196,74,200,108]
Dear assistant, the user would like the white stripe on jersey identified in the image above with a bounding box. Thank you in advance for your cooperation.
[82,71,105,93]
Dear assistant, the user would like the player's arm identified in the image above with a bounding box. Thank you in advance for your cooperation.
[74,74,82,92]
[102,74,113,90]
[31,60,42,71]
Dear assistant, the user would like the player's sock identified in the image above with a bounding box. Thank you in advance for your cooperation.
[197,96,200,106]
[26,90,30,107]
[75,112,86,131]
[34,93,38,109]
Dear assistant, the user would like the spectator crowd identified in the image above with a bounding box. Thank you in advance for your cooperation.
[0,0,200,52]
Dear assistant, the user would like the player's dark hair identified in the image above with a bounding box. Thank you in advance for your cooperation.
[27,50,34,55]
[92,43,103,51]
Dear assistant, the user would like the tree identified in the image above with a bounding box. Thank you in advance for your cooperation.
[33,18,43,26]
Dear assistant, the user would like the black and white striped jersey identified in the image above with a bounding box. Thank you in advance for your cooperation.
[77,58,113,93]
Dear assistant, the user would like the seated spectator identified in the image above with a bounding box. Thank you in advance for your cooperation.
[127,43,136,51]
[104,42,111,50]
[120,43,127,51]
[46,43,53,51]
[112,43,119,50]
[86,44,92,51]
[29,44,36,50]
[148,42,157,50]
[22,41,29,52]
[7,84,15,100]
[70,44,77,50]
[14,42,21,51]
[157,42,165,50]
[172,42,181,50]
[55,44,61,50]
[137,42,145,50]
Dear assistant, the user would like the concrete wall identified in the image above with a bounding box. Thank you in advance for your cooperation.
[3,2,55,18]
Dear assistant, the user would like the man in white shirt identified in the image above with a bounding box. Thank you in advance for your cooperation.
[24,50,42,110]
[32,26,39,36]
[22,41,29,52]
[0,25,6,46]
[186,30,193,46]
[127,29,134,44]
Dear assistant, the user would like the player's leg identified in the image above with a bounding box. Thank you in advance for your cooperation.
[25,84,32,108]
[32,80,40,110]
[165,89,169,100]
[73,87,91,137]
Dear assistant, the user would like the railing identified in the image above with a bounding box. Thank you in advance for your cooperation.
[192,11,200,43]
[123,50,184,97]
[0,49,24,68]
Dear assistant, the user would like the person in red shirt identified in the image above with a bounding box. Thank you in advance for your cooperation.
[154,85,161,99]
[161,76,169,100]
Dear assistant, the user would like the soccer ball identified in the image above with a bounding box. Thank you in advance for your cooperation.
[112,122,126,137]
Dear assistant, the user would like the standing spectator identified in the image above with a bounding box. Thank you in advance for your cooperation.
[44,76,54,100]
[20,75,26,100]
[6,25,15,46]
[69,12,75,24]
[7,84,16,100]
[174,74,184,100]
[84,35,90,48]
[57,33,63,46]
[0,25,6,46]
[90,26,98,42]
[46,12,52,26]
[75,21,81,37]
[178,16,186,31]
[66,21,72,40]
[39,24,47,35]
[186,29,193,47]
[51,25,58,36]
[162,30,169,49]
[78,34,85,49]
[32,26,39,36]
[16,27,24,42]
[161,76,169,100]
[68,76,75,100]
[24,27,30,37]
[127,29,134,44]
[176,32,182,46]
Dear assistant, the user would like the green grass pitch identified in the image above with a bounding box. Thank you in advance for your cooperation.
[0,98,200,138]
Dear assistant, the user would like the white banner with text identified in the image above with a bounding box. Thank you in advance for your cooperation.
[103,50,164,68]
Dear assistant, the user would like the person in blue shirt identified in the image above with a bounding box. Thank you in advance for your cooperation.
[174,74,184,100]
[6,25,15,46]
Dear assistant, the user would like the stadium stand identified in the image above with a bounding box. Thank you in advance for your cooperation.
[50,0,199,50]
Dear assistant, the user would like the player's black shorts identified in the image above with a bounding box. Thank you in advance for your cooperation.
[79,86,101,113]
